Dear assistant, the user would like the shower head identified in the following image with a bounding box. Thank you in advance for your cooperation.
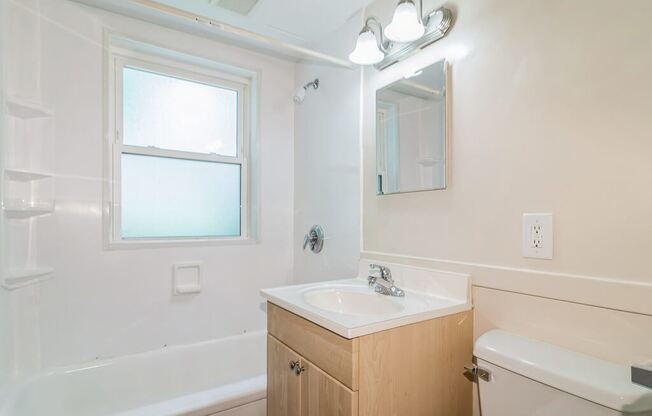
[293,78,320,103]
[293,88,306,103]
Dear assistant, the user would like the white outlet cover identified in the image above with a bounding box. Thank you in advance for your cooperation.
[173,262,202,295]
[522,213,553,259]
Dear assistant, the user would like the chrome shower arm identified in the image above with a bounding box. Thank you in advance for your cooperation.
[303,78,319,91]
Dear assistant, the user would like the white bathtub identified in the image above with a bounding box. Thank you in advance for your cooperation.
[0,331,267,416]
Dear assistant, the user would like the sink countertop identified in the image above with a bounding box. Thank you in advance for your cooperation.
[261,262,471,339]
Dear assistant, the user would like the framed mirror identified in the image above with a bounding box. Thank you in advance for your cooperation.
[375,59,448,195]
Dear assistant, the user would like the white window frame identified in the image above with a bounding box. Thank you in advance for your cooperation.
[106,48,251,248]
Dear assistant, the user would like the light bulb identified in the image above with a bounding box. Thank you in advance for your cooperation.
[385,1,425,43]
[348,29,384,65]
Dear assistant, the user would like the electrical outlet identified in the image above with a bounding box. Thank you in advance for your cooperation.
[522,213,553,259]
[531,223,543,248]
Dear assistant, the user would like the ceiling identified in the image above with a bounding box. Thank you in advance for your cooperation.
[72,0,374,65]
[153,0,372,46]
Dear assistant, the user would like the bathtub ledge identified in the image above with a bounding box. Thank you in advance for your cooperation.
[113,375,266,416]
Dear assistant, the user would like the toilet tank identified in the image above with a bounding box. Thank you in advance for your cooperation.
[474,330,652,416]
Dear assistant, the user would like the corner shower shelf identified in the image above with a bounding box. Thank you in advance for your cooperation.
[6,99,53,119]
[2,267,54,290]
[2,200,55,218]
[4,169,52,182]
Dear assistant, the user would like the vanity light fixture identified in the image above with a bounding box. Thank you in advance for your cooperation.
[348,17,391,65]
[385,0,425,43]
[349,2,454,70]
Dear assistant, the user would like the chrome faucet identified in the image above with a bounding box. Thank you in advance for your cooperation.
[368,264,405,297]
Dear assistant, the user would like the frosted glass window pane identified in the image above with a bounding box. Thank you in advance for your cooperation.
[123,67,238,157]
[121,154,241,238]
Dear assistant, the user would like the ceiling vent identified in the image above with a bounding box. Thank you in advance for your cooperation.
[209,0,260,15]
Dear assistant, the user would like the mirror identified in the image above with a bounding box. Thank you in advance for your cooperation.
[375,59,447,195]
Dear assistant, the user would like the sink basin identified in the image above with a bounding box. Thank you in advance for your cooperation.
[262,272,471,338]
[262,261,471,338]
[303,286,405,316]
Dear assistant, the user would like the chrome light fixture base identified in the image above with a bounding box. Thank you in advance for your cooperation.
[374,7,453,70]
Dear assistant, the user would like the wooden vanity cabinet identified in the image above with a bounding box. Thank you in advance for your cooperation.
[268,335,302,416]
[268,335,357,416]
[267,302,473,416]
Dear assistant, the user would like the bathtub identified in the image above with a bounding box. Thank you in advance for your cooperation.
[0,330,266,416]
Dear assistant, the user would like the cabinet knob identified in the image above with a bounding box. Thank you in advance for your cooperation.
[294,364,305,376]
[289,360,299,370]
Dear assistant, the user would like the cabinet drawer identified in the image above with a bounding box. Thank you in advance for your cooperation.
[267,303,359,390]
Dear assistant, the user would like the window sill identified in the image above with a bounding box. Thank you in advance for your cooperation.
[105,236,258,250]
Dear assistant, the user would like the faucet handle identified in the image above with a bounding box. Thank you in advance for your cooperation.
[369,264,392,281]
[369,263,385,275]
[367,275,378,286]
[368,264,384,286]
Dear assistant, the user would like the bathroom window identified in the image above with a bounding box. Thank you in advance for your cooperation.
[108,52,250,246]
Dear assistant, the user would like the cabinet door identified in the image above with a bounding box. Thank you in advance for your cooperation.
[301,359,358,416]
[268,335,301,416]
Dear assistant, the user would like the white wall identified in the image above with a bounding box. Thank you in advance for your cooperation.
[362,0,652,313]
[0,0,15,386]
[0,290,10,385]
[4,0,294,371]
[292,14,361,284]
[360,3,652,413]
[360,0,652,397]
[0,0,7,387]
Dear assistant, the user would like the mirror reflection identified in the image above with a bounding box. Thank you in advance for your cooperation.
[376,60,447,195]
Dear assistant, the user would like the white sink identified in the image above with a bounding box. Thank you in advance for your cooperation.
[303,285,405,316]
[261,260,471,339]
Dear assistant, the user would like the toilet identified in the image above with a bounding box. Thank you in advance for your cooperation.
[474,330,652,416]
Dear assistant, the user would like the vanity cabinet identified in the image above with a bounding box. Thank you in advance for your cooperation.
[267,302,473,416]
[268,335,357,416]
[268,335,358,416]
[268,335,301,416]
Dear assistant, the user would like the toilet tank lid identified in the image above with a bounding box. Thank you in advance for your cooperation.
[474,330,652,413]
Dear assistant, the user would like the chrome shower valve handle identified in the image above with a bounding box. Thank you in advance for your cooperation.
[303,225,324,253]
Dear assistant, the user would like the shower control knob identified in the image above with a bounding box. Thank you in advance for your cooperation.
[302,225,324,253]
